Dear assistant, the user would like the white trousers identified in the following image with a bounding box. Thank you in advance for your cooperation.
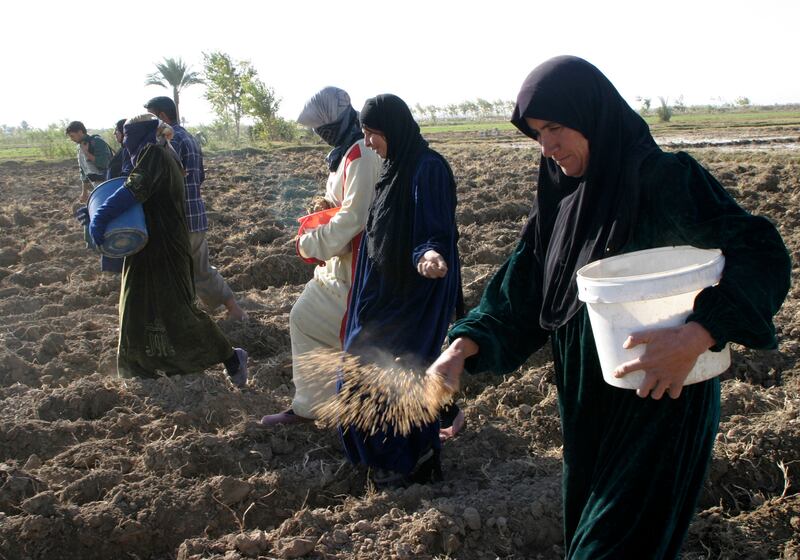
[290,276,348,418]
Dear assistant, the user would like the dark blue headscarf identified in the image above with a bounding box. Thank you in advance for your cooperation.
[122,119,159,166]
[318,107,363,172]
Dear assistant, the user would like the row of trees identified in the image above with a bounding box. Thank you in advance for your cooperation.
[636,94,754,122]
[411,99,517,123]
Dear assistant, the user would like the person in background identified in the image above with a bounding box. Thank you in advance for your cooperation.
[75,118,129,274]
[339,94,463,488]
[106,118,131,180]
[85,113,249,386]
[427,56,791,559]
[260,87,382,427]
[143,96,247,322]
[65,120,113,203]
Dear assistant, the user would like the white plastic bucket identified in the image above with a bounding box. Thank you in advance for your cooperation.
[576,246,730,390]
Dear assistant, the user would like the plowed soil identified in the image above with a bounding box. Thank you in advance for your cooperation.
[1,126,798,559]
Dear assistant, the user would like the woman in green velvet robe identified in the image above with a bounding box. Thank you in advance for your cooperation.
[89,115,248,387]
[427,56,791,559]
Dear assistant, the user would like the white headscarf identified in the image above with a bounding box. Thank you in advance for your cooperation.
[297,86,352,129]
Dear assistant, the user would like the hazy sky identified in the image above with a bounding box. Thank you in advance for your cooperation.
[3,0,798,129]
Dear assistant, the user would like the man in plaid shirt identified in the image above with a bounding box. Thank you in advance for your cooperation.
[145,97,247,321]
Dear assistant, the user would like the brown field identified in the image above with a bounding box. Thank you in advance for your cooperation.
[0,126,798,559]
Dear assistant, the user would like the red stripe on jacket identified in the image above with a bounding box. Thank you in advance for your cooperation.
[338,143,363,343]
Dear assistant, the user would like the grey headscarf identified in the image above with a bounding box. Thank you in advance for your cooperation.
[298,86,363,171]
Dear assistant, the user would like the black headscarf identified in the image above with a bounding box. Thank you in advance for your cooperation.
[360,94,436,286]
[511,56,659,330]
[317,106,363,171]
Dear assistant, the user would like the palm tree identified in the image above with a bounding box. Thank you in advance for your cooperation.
[145,57,204,123]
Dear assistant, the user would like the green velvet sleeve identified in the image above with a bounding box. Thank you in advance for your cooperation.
[635,152,791,350]
[123,145,166,203]
[448,238,551,374]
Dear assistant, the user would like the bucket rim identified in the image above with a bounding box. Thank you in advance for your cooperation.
[576,246,723,283]
[98,230,149,257]
[576,246,724,303]
[87,176,127,207]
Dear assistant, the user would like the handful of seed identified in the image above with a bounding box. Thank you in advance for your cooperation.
[298,348,453,436]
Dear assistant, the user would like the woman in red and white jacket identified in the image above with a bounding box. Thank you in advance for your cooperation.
[261,87,382,426]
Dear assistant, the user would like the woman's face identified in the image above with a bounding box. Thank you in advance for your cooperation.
[525,117,589,177]
[362,126,387,159]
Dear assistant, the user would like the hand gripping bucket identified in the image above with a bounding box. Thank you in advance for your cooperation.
[87,177,148,258]
[297,206,341,232]
[576,246,730,389]
[295,207,341,265]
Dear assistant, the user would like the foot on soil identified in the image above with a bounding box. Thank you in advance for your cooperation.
[439,408,466,441]
[229,348,248,388]
[259,408,314,427]
[225,307,249,322]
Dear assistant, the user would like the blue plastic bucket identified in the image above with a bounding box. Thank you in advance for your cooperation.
[87,177,148,258]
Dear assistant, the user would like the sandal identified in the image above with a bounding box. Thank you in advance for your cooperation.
[259,408,314,427]
[408,447,443,484]
[370,468,408,490]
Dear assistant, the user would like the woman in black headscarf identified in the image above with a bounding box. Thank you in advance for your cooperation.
[427,57,790,558]
[88,114,248,387]
[339,94,463,488]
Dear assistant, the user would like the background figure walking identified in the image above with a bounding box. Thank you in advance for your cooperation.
[144,96,247,321]
[65,120,114,203]
[84,113,249,386]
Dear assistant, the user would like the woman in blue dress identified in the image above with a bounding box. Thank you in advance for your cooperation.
[339,94,463,488]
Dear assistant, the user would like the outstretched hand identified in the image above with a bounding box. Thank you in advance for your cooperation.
[417,250,448,278]
[613,321,716,399]
[426,337,479,395]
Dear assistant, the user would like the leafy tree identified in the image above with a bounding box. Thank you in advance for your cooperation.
[476,98,493,119]
[656,97,673,122]
[145,57,203,123]
[245,78,295,141]
[735,96,751,107]
[459,101,478,119]
[425,105,438,123]
[202,51,256,144]
[636,96,652,116]
[492,99,510,118]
